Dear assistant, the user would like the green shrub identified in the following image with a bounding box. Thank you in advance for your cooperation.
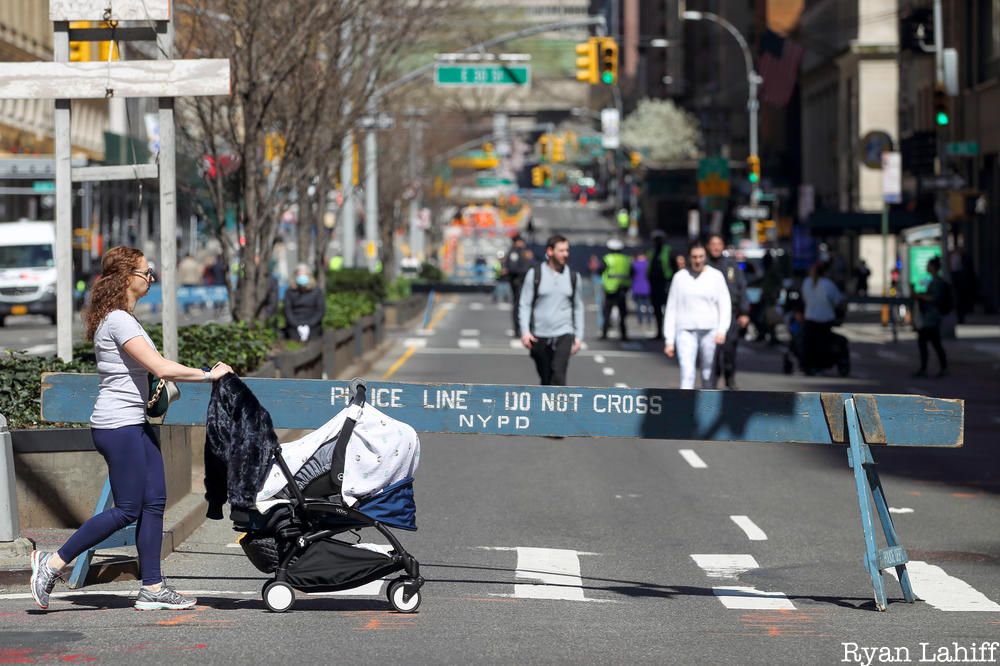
[323,292,376,330]
[0,351,95,429]
[418,262,445,282]
[326,268,387,302]
[386,277,413,302]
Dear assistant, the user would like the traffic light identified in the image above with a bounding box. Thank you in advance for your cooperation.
[629,151,642,168]
[552,137,566,163]
[575,38,598,84]
[265,132,285,162]
[598,37,619,85]
[538,134,551,161]
[747,154,761,185]
[933,85,950,127]
[531,166,544,187]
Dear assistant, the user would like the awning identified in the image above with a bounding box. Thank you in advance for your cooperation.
[805,209,922,234]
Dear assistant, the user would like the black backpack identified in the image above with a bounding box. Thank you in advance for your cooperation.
[529,263,578,335]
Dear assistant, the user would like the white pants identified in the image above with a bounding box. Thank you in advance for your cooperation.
[676,328,717,389]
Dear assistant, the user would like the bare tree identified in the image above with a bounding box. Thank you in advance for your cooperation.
[174,0,456,321]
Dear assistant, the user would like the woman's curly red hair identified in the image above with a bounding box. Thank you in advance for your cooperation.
[83,246,144,341]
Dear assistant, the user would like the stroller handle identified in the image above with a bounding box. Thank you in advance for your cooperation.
[349,378,367,407]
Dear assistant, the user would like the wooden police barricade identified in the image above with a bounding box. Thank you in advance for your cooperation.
[40,374,964,610]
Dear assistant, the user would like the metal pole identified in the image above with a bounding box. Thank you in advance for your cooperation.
[933,0,949,283]
[81,181,92,276]
[53,22,73,363]
[341,132,356,268]
[159,22,178,361]
[683,11,760,201]
[407,115,420,262]
[364,98,379,272]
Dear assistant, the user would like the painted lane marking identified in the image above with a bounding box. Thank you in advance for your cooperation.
[602,367,615,376]
[679,449,707,469]
[440,301,455,310]
[383,346,417,380]
[458,339,481,349]
[730,515,768,541]
[888,507,914,514]
[513,547,586,601]
[593,354,606,364]
[400,338,428,348]
[496,303,512,312]
[470,303,484,311]
[225,543,242,549]
[461,329,480,337]
[690,554,759,580]
[614,383,629,388]
[415,328,435,336]
[509,339,523,349]
[887,562,1000,611]
[690,554,795,610]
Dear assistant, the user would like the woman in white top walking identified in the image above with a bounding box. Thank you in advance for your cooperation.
[800,260,845,375]
[663,243,732,389]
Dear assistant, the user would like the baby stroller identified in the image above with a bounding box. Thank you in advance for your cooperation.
[231,379,424,613]
[781,287,849,377]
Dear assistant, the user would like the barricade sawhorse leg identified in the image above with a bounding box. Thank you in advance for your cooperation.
[67,476,136,589]
[844,397,915,611]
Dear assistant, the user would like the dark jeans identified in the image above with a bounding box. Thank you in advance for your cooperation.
[58,423,166,585]
[602,289,628,339]
[917,326,947,372]
[712,316,743,386]
[803,320,833,374]
[651,296,666,339]
[530,334,574,385]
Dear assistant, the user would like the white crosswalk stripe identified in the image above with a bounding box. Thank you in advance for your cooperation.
[691,554,795,610]
[887,561,1000,611]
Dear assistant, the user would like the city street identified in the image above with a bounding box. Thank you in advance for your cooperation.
[1,228,998,662]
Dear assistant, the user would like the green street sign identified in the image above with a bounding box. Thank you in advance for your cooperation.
[32,180,55,193]
[946,141,979,157]
[476,176,513,187]
[434,64,530,87]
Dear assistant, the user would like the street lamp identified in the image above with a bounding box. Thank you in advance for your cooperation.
[683,10,762,202]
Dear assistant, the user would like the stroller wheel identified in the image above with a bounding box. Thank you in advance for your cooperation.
[263,580,295,613]
[387,579,421,613]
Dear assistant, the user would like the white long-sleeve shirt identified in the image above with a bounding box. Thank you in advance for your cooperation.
[663,266,732,346]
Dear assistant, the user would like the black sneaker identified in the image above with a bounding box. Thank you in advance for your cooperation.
[134,582,196,610]
[29,551,61,610]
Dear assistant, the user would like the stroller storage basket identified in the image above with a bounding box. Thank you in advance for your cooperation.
[285,539,403,592]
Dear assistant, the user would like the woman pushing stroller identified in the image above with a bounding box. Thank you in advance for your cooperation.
[29,246,234,611]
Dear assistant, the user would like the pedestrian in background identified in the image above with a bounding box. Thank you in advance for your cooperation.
[588,253,605,334]
[706,234,749,389]
[284,263,325,342]
[177,254,202,287]
[30,246,234,611]
[913,256,949,378]
[663,243,731,389]
[648,230,673,341]
[631,251,652,331]
[505,235,532,337]
[519,235,584,386]
[801,260,844,375]
[854,259,871,296]
[600,238,632,341]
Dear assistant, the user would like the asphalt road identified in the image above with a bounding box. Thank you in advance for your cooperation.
[1,203,998,664]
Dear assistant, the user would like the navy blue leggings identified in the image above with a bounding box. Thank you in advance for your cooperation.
[58,423,166,585]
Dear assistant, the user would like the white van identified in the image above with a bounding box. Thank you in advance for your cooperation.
[0,220,57,325]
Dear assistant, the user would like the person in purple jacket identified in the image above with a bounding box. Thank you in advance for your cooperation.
[631,252,652,330]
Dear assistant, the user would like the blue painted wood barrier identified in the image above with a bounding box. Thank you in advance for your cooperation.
[40,374,963,607]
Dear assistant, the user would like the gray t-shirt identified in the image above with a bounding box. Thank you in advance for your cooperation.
[517,264,584,339]
[90,309,156,429]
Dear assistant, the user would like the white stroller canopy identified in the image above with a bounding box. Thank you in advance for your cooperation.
[257,402,420,506]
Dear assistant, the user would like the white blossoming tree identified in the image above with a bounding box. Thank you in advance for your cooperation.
[620,98,702,163]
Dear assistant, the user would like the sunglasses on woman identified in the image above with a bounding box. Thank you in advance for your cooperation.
[133,268,156,281]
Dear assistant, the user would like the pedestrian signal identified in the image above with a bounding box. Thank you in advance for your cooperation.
[598,38,619,85]
[575,38,599,84]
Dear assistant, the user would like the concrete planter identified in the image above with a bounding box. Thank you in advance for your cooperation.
[10,425,197,529]
[384,295,424,328]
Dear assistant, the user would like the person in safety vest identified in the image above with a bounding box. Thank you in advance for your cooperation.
[328,255,344,272]
[600,238,632,341]
[648,230,673,340]
[617,208,630,232]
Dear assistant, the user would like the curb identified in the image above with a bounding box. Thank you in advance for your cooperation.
[0,492,207,589]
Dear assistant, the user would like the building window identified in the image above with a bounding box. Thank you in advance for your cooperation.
[980,0,1000,82]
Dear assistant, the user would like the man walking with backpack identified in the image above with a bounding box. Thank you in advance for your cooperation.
[519,235,584,386]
